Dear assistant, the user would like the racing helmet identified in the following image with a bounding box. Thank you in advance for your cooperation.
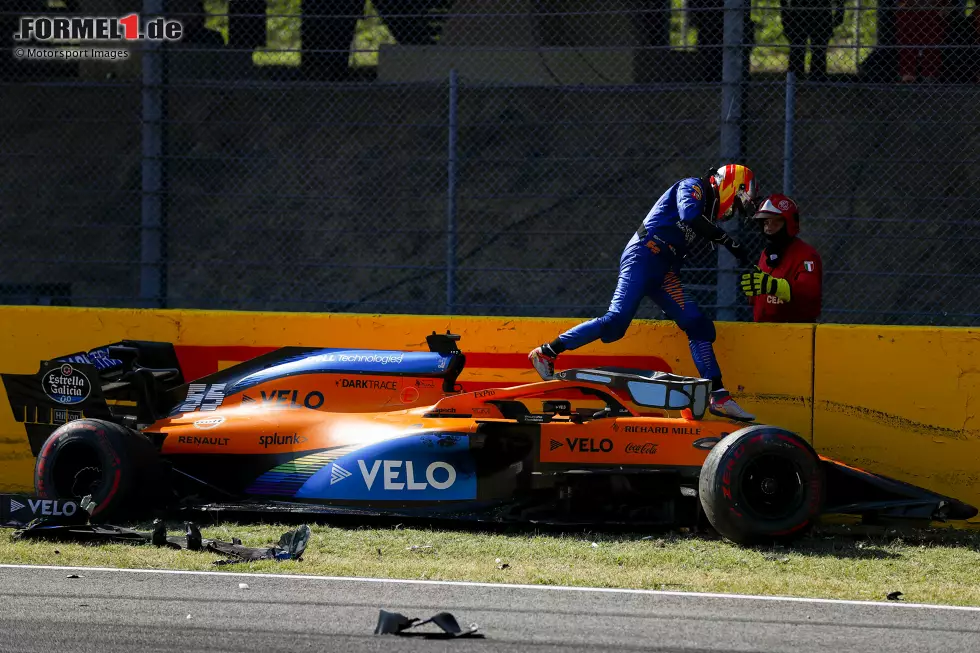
[710,164,758,222]
[753,193,800,237]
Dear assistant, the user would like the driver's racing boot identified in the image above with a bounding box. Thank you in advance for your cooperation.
[528,344,558,380]
[709,389,755,422]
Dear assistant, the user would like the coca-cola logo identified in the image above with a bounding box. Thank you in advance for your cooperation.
[625,442,659,455]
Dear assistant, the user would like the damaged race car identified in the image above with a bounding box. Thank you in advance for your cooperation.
[2,333,975,545]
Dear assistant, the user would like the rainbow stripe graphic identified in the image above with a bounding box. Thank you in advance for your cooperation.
[245,444,363,497]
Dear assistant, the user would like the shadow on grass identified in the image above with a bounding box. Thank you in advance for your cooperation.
[14,497,972,562]
[116,507,980,559]
[755,535,902,560]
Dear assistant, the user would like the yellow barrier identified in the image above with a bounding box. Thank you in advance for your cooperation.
[0,306,813,493]
[813,325,980,517]
[6,306,977,523]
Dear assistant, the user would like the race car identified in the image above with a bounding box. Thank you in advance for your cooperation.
[2,333,975,545]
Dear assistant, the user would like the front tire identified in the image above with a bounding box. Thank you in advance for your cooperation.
[34,419,162,521]
[698,425,824,545]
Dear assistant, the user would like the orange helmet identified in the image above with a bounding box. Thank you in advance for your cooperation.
[709,164,758,222]
[753,193,800,237]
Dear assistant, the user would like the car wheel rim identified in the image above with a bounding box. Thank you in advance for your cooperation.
[738,454,806,521]
[52,442,104,500]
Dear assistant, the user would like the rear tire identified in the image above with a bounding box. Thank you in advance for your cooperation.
[34,419,163,522]
[698,425,824,546]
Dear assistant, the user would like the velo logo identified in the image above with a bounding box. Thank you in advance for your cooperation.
[326,461,457,492]
[8,497,79,518]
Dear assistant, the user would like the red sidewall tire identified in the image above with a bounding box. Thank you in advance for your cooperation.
[698,425,824,546]
[34,419,159,522]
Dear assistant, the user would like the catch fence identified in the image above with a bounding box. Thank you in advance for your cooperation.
[1,1,978,325]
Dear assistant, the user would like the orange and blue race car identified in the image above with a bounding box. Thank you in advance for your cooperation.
[2,333,975,545]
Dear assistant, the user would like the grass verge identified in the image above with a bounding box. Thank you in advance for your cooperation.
[3,520,980,607]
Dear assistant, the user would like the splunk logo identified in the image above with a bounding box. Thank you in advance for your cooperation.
[259,433,308,448]
[329,460,457,491]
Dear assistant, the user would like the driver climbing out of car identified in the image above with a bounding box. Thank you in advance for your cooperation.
[529,164,760,422]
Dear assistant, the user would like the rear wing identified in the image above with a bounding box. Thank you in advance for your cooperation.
[1,341,186,456]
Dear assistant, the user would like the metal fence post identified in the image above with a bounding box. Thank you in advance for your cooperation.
[140,0,166,308]
[784,71,796,196]
[447,69,459,315]
[716,0,745,321]
[854,0,862,71]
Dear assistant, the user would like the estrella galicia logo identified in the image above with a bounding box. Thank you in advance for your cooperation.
[42,364,91,405]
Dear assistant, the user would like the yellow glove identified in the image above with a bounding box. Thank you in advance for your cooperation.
[740,267,791,301]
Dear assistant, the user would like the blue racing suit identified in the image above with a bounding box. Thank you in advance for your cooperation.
[556,177,733,382]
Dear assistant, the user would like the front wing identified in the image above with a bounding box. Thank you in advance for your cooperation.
[820,458,978,522]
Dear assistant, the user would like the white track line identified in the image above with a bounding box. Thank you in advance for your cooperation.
[2,563,979,613]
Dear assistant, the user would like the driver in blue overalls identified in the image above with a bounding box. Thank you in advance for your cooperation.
[529,164,760,422]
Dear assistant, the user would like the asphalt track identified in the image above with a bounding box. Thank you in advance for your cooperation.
[1,565,979,653]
